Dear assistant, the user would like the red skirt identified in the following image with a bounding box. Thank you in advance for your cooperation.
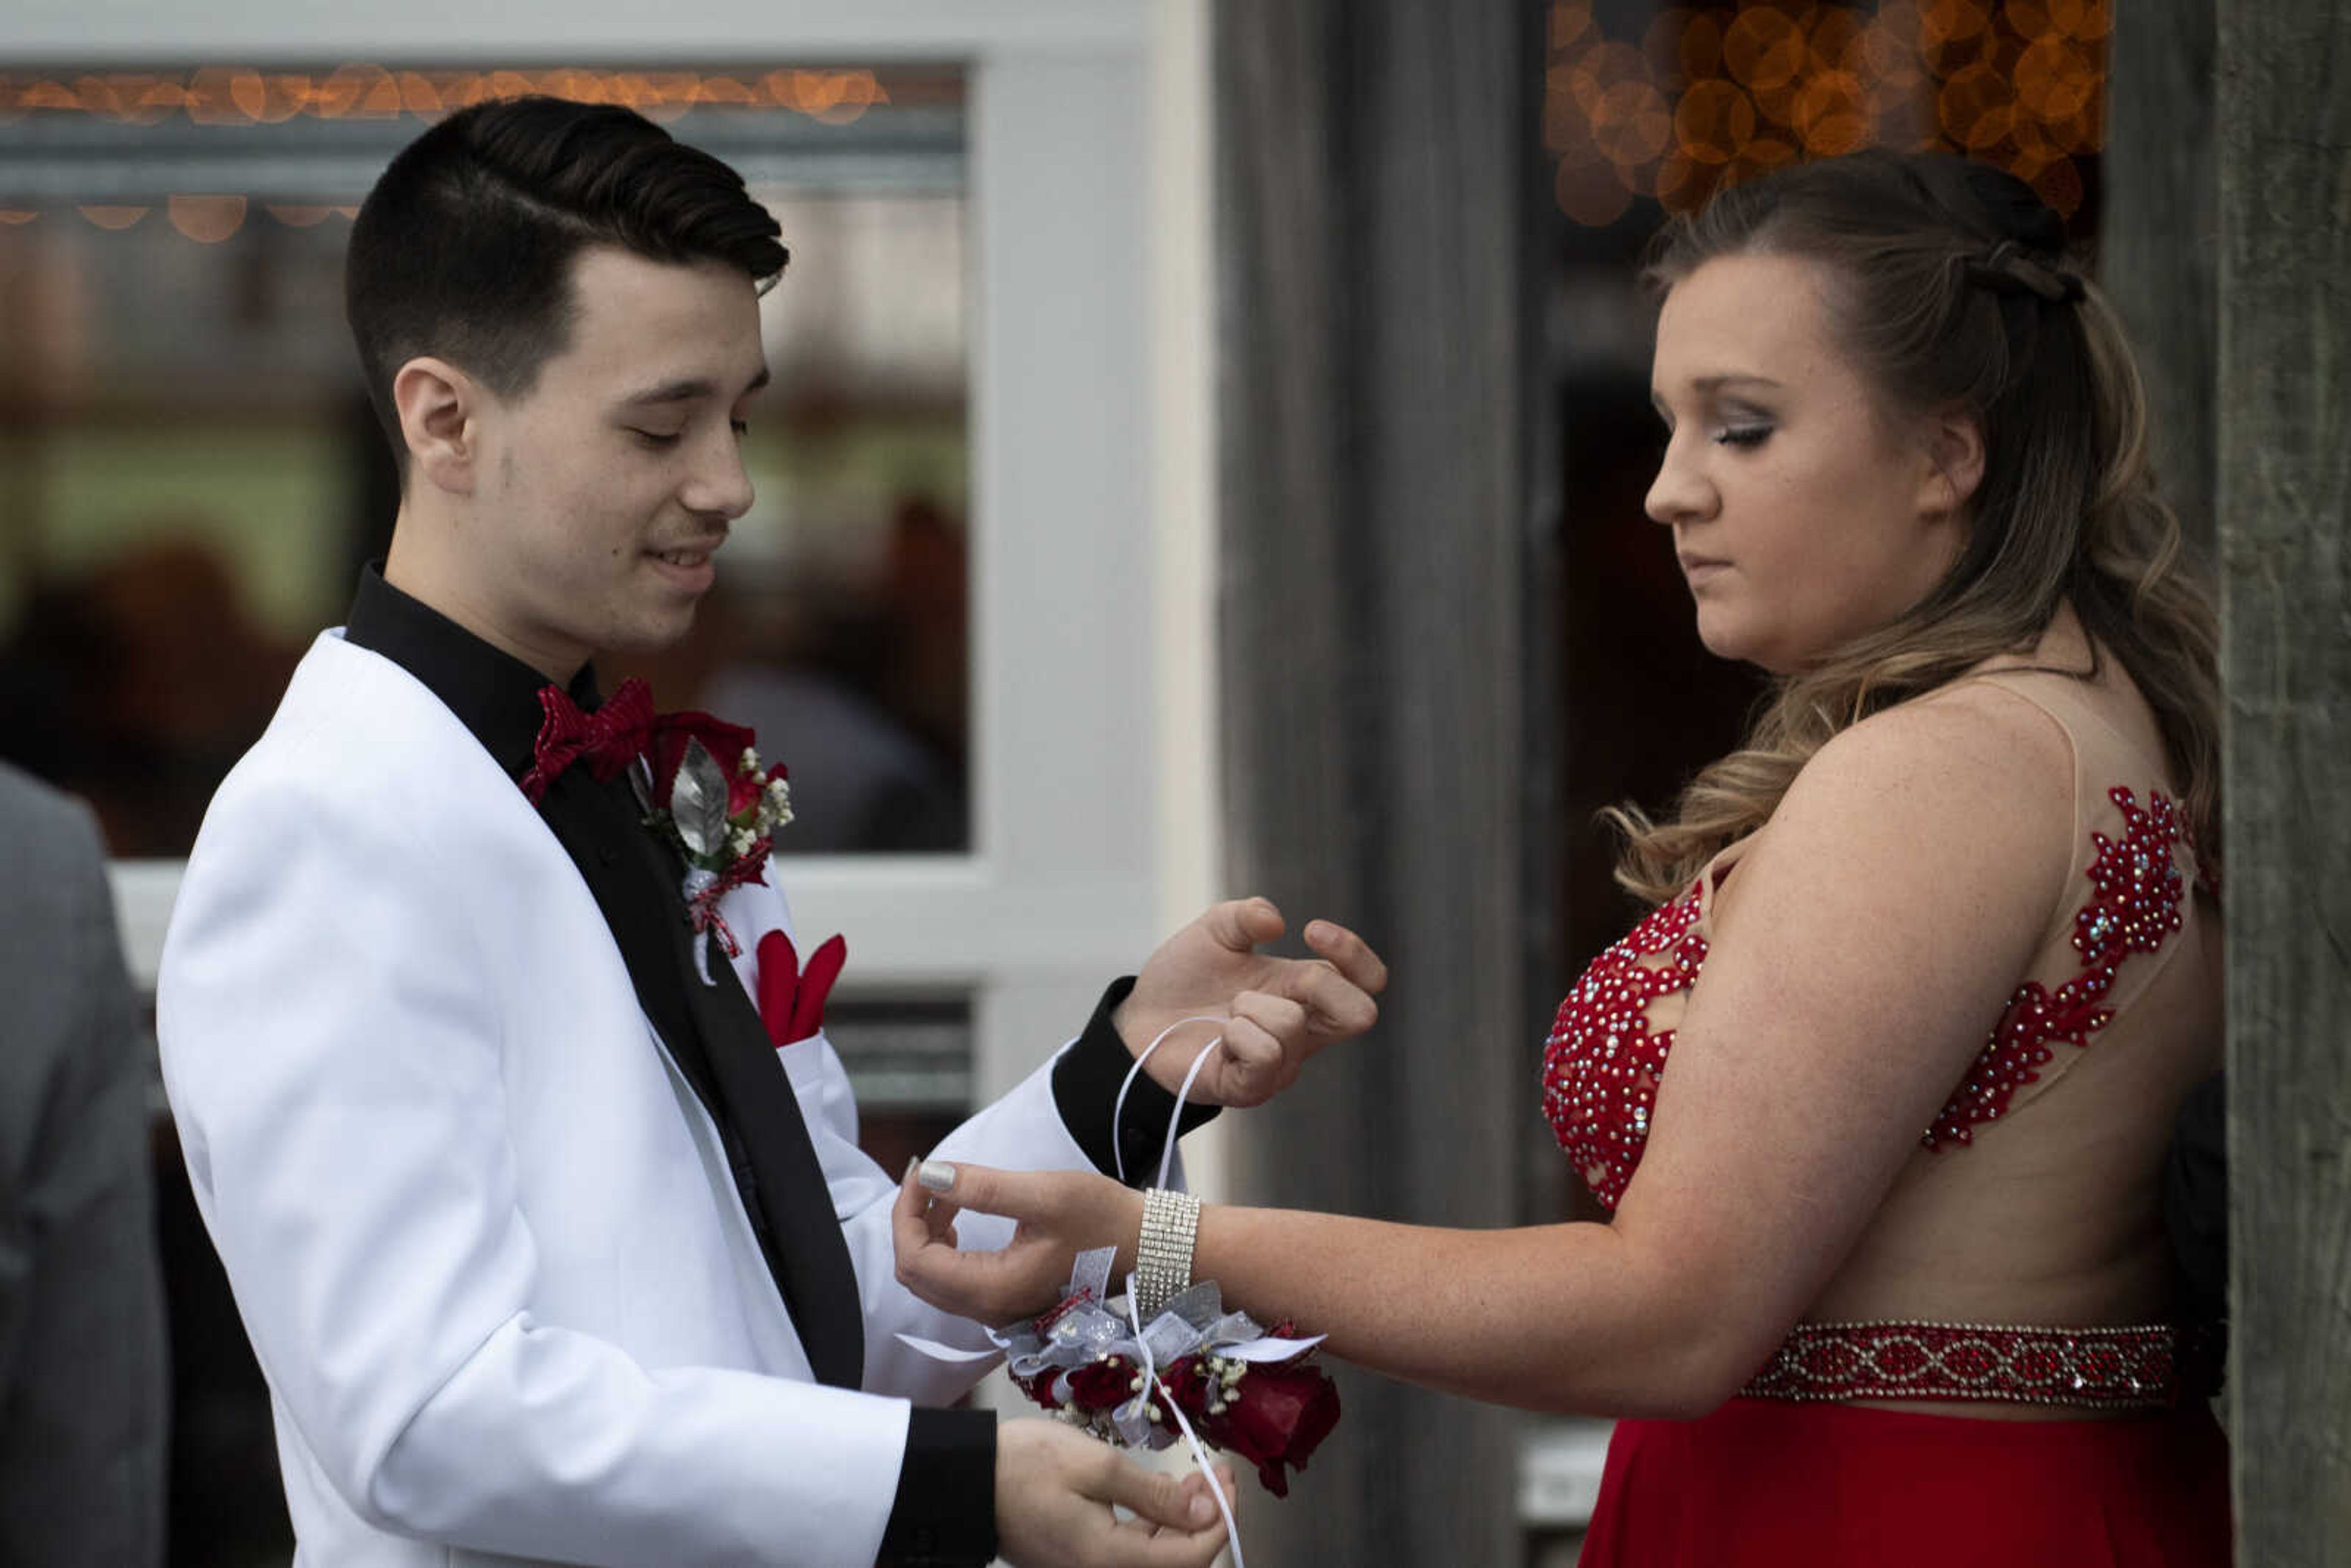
[1578,1397,2232,1567]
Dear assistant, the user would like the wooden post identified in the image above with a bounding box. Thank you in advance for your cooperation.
[1215,1,1543,1561]
[2215,0,2351,1559]
[2102,0,2218,558]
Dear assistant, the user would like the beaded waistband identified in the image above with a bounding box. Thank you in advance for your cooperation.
[1740,1319,2181,1411]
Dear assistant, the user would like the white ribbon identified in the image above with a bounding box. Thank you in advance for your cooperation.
[899,1014,1298,1561]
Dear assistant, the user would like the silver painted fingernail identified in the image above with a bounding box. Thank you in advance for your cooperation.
[917,1160,958,1194]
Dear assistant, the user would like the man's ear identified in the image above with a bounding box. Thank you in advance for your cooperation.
[391,356,484,496]
[1918,407,1987,522]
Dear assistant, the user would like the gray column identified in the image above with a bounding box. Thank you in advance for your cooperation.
[2216,0,2351,1560]
[1216,2,1545,1562]
[2102,0,2218,558]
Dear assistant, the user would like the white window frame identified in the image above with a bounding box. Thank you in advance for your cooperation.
[17,0,1222,1124]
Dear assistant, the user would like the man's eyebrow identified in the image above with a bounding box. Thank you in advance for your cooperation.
[616,366,771,406]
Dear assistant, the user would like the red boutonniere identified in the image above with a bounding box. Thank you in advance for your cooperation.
[523,680,797,984]
[636,715,793,982]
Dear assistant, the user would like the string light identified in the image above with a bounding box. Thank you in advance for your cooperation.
[167,193,247,243]
[0,65,898,127]
[1547,0,2103,225]
[0,64,919,241]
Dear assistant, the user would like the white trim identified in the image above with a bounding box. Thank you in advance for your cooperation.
[1144,0,1226,1198]
[0,1,1147,60]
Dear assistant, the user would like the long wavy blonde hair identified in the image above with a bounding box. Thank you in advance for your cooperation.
[1607,150,2221,905]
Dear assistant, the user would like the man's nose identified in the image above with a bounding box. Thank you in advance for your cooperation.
[683,430,756,521]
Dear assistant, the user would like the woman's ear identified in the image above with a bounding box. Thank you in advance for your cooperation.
[1918,407,1987,522]
[391,356,482,496]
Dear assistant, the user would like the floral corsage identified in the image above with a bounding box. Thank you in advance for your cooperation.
[634,710,793,981]
[999,1247,1341,1497]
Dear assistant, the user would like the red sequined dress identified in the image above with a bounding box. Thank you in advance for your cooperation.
[1544,672,2230,1567]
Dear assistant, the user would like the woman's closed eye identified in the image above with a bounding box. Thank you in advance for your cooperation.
[1714,422,1774,449]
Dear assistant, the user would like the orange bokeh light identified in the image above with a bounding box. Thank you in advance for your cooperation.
[1679,9,1731,80]
[168,194,248,243]
[1551,1,1597,53]
[1918,0,1991,47]
[1856,18,1925,87]
[1726,134,1801,187]
[1805,7,1870,75]
[78,205,149,230]
[1656,148,1727,213]
[1567,42,1654,114]
[1592,79,1675,167]
[1675,78,1758,164]
[1937,61,2015,151]
[1793,70,1873,155]
[2014,36,2096,121]
[1723,8,1808,92]
[2027,154,2085,218]
[2049,0,2112,42]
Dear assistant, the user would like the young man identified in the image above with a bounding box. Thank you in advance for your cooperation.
[157,97,1382,1568]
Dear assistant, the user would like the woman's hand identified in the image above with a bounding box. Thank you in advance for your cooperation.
[894,1160,1146,1325]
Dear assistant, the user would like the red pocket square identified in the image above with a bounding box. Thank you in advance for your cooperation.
[754,929,847,1048]
[791,934,847,1044]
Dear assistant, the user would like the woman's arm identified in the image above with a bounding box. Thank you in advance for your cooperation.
[902,686,2075,1417]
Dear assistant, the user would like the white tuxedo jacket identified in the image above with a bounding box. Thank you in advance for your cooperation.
[159,631,1125,1568]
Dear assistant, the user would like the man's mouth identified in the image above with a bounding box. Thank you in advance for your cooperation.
[651,545,719,569]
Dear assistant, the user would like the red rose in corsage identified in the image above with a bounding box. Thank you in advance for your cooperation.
[637,709,794,982]
[989,1249,1342,1498]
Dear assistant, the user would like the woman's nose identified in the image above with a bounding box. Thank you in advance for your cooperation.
[1643,431,1712,527]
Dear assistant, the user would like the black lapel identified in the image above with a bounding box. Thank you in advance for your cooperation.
[543,768,868,1389]
[607,780,867,1391]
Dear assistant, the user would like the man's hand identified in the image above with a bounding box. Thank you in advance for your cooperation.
[996,1419,1233,1568]
[1119,899,1386,1106]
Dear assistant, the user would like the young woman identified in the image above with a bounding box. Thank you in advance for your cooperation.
[893,150,2230,1566]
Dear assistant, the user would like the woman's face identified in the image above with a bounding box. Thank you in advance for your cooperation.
[1644,252,1973,674]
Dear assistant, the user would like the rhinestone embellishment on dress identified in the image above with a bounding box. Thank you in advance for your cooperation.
[1539,786,2197,1206]
[1539,886,1708,1209]
[1922,786,2191,1149]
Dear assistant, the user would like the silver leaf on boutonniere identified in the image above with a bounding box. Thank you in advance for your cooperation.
[670,738,731,860]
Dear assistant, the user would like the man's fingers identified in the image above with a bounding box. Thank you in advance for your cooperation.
[1229,991,1307,1068]
[1303,918,1389,995]
[1280,956,1380,1040]
[1098,1453,1221,1534]
[1201,896,1285,956]
[1104,1524,1229,1568]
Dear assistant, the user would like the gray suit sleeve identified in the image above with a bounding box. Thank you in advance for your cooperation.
[0,771,168,1568]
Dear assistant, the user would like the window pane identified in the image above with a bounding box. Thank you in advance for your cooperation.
[0,67,971,856]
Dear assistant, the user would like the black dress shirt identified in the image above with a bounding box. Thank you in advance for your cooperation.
[341,566,1210,1565]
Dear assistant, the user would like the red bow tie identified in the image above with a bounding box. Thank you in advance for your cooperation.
[519,677,657,803]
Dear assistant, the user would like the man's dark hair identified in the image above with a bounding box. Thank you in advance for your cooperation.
[345,96,788,462]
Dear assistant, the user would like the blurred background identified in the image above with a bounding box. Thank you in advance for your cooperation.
[0,1,2155,1563]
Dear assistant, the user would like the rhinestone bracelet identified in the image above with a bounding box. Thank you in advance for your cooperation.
[1134,1187,1201,1319]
